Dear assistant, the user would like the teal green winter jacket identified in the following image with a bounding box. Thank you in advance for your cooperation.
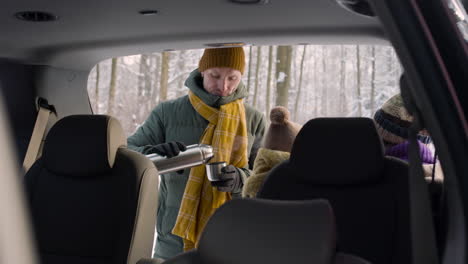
[127,69,266,260]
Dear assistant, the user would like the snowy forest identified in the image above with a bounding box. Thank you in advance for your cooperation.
[87,45,402,137]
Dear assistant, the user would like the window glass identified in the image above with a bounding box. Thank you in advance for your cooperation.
[87,45,402,136]
[447,0,468,41]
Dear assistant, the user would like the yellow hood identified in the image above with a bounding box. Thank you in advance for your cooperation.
[242,148,290,198]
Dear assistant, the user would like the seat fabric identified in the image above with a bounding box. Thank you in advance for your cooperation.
[24,115,158,264]
[161,199,370,264]
[258,118,412,264]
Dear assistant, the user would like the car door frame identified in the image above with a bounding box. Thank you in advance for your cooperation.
[372,0,468,263]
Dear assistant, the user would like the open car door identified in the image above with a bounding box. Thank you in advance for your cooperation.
[372,0,468,263]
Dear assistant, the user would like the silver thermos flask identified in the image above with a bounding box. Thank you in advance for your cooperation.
[146,144,214,174]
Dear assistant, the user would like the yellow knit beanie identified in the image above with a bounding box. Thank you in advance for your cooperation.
[198,47,246,74]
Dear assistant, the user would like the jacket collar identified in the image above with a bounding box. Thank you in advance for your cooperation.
[185,69,247,108]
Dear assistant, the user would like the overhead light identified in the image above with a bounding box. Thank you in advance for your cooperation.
[228,0,269,5]
[14,11,59,22]
[205,42,247,47]
[139,10,159,16]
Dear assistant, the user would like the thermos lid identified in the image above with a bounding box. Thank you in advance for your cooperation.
[198,144,214,162]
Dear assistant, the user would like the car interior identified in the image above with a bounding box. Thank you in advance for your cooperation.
[1,0,468,264]
[258,117,416,264]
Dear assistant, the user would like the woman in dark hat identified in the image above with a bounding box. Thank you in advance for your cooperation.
[374,94,443,180]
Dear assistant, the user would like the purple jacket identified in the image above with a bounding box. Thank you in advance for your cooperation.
[385,141,435,164]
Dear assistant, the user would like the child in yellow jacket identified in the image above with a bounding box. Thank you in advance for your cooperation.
[242,106,302,198]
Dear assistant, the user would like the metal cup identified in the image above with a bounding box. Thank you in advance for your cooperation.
[205,161,227,182]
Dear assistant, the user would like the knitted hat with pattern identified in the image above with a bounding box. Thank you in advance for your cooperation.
[263,106,302,152]
[198,47,246,74]
[374,94,432,145]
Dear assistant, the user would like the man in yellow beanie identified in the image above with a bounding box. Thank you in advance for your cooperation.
[127,47,266,261]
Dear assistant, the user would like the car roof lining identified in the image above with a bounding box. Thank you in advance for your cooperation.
[1,0,387,70]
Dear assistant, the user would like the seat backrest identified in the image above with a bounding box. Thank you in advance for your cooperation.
[160,198,370,264]
[24,115,158,264]
[258,117,413,264]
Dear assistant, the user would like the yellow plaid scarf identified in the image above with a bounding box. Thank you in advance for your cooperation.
[172,91,248,250]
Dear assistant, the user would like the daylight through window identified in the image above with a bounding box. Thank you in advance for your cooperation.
[87,45,402,136]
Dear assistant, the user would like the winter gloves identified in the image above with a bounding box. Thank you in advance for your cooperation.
[142,141,187,158]
[211,165,243,193]
[142,142,187,174]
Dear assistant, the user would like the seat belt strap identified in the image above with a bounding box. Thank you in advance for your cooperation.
[400,74,439,264]
[22,98,56,173]
[408,112,439,264]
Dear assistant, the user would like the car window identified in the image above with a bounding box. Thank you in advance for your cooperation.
[447,0,468,41]
[87,45,402,136]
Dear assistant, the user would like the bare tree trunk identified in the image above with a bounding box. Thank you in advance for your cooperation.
[176,50,188,97]
[266,46,273,119]
[321,46,327,116]
[136,54,153,124]
[313,47,318,117]
[247,46,253,93]
[356,46,362,117]
[138,55,147,97]
[138,54,152,100]
[275,46,292,108]
[253,46,262,107]
[294,45,307,121]
[94,63,100,113]
[339,46,347,115]
[370,46,376,114]
[159,51,170,103]
[107,58,118,115]
[150,55,161,105]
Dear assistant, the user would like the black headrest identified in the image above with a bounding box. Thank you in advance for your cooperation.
[290,118,385,185]
[198,199,336,264]
[42,115,126,177]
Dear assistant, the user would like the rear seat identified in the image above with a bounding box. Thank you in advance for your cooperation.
[24,115,159,264]
[258,117,430,264]
[145,199,370,264]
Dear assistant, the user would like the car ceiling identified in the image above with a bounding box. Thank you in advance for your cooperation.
[1,0,385,70]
